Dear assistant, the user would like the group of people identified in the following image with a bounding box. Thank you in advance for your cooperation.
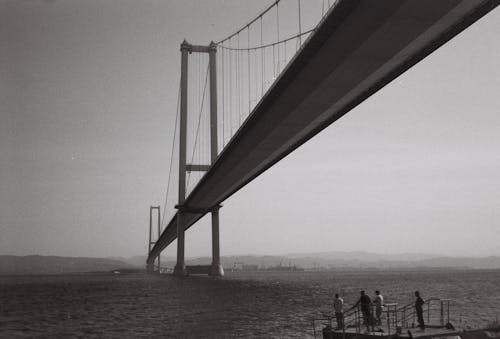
[332,290,426,332]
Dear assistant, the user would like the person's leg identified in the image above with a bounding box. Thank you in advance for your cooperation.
[336,313,342,329]
[417,311,425,329]
[364,310,371,331]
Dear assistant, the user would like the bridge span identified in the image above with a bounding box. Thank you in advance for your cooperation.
[147,0,499,275]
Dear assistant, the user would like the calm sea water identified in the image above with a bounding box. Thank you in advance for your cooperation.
[1,269,499,338]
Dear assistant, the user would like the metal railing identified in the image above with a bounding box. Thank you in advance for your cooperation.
[398,298,451,329]
[313,297,452,338]
[312,307,361,338]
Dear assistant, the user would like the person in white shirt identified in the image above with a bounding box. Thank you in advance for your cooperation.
[373,290,384,326]
[333,293,344,330]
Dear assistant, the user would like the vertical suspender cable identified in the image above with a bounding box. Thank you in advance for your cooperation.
[199,55,202,167]
[247,26,251,115]
[201,55,204,167]
[272,42,276,78]
[206,55,209,164]
[196,55,200,166]
[202,55,205,165]
[254,44,258,105]
[260,16,264,97]
[221,45,225,147]
[197,56,200,173]
[200,55,203,168]
[276,2,280,74]
[284,40,287,68]
[298,0,302,46]
[190,56,195,168]
[161,81,181,230]
[217,49,220,150]
[205,54,208,165]
[237,33,241,127]
[229,38,233,138]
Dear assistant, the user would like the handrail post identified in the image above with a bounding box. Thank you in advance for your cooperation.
[440,300,444,326]
[447,300,450,324]
[387,305,391,334]
[413,305,416,327]
[342,314,346,339]
[357,308,361,333]
[427,300,431,325]
[395,304,398,331]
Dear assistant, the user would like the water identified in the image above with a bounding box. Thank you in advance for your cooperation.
[1,269,499,338]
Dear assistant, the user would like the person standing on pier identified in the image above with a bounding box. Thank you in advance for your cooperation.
[333,293,344,330]
[373,290,384,326]
[415,291,425,330]
[350,290,372,332]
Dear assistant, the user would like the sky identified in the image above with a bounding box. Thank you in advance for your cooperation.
[1,0,499,259]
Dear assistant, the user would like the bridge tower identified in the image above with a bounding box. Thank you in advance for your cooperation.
[147,205,161,273]
[173,40,224,277]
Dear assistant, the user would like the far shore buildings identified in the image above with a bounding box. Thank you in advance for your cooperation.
[230,262,304,272]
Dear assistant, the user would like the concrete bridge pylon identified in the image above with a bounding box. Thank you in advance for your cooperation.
[171,40,223,277]
[147,206,161,273]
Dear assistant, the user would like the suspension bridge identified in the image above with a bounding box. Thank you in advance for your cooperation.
[146,0,499,276]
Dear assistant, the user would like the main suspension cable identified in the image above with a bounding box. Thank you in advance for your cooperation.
[160,80,181,230]
[216,0,280,45]
[218,29,314,51]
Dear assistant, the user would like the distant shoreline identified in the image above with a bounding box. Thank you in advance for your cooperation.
[1,267,499,277]
[2,253,500,275]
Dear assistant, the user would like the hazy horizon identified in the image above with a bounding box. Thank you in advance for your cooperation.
[3,249,500,261]
[2,1,499,259]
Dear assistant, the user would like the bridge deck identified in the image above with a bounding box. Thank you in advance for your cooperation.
[148,0,499,264]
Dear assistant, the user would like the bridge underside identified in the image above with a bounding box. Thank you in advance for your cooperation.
[148,0,499,265]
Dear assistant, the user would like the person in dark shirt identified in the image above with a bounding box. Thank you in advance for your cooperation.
[351,290,373,332]
[414,291,425,330]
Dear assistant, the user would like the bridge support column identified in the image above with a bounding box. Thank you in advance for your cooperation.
[209,207,224,276]
[147,206,153,273]
[174,40,190,277]
[173,212,187,276]
[208,42,223,277]
[147,206,161,273]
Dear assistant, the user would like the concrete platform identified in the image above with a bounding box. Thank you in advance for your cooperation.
[322,326,500,339]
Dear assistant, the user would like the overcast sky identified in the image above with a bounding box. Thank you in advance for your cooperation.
[1,0,499,259]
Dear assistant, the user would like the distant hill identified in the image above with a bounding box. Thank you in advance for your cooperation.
[0,255,135,275]
[283,251,439,262]
[3,252,499,275]
[107,255,148,268]
[416,256,500,269]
